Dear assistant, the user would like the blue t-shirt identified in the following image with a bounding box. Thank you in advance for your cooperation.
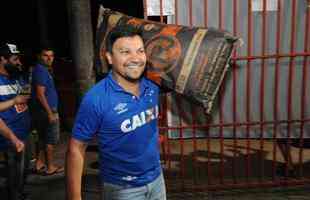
[31,63,58,110]
[72,72,161,187]
[0,75,31,150]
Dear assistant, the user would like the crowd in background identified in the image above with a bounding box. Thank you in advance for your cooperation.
[0,43,63,200]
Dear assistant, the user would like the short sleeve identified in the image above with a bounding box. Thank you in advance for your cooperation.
[0,111,5,119]
[71,94,100,142]
[32,66,48,87]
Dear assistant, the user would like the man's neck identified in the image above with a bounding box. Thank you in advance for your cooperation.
[121,83,140,97]
[39,61,51,68]
[113,74,140,97]
[38,62,53,74]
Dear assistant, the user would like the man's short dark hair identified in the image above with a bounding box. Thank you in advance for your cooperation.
[36,44,54,55]
[105,25,143,53]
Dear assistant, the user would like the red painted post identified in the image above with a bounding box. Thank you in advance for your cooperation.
[259,0,267,181]
[204,0,208,27]
[189,0,193,26]
[298,2,310,178]
[232,0,239,185]
[159,0,164,22]
[143,0,148,19]
[175,96,185,191]
[272,0,282,181]
[285,0,297,178]
[219,0,223,29]
[175,0,179,25]
[245,0,253,182]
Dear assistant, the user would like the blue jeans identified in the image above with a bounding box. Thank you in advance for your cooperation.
[101,173,166,200]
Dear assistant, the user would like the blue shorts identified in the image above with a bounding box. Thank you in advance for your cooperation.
[44,119,60,145]
[32,109,60,147]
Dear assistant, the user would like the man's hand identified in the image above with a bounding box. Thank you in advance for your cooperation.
[14,95,29,113]
[48,112,58,123]
[0,119,24,152]
[13,95,30,105]
[11,137,25,152]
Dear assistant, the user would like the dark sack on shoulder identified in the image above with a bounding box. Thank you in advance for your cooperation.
[96,7,240,114]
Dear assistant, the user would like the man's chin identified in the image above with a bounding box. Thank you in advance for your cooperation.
[125,74,143,83]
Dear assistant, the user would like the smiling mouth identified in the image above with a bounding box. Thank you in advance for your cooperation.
[125,62,145,69]
[126,65,141,69]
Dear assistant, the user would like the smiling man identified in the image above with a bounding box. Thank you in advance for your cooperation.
[66,25,166,200]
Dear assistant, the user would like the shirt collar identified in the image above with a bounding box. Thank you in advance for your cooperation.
[107,71,150,96]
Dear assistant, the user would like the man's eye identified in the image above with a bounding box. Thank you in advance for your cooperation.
[120,50,129,54]
[138,49,145,54]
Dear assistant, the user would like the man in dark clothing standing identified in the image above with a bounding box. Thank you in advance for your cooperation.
[31,46,63,175]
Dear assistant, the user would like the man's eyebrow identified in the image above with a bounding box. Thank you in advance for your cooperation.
[115,46,145,51]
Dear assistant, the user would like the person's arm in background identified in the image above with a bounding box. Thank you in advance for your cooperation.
[35,85,57,123]
[66,137,88,200]
[0,95,29,112]
[0,118,24,152]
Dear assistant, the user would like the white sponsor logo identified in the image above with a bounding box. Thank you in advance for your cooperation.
[120,105,159,133]
[122,176,137,181]
[114,103,128,114]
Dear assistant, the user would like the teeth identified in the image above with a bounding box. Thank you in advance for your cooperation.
[126,65,140,69]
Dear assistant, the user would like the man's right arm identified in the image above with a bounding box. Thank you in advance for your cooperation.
[0,118,24,152]
[66,137,88,200]
[35,85,57,122]
[0,95,29,112]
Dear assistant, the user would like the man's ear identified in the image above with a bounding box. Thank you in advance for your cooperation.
[0,56,5,64]
[105,52,113,65]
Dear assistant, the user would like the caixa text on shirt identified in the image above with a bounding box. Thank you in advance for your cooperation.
[120,105,159,133]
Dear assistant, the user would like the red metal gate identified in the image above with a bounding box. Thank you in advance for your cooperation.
[143,0,310,193]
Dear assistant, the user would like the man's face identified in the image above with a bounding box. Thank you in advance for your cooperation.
[106,35,146,83]
[7,55,22,68]
[39,50,54,67]
[0,55,22,77]
[0,55,21,67]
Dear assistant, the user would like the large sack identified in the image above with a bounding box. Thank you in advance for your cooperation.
[96,7,240,114]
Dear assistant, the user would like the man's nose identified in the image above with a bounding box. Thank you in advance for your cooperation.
[129,52,144,61]
[16,60,22,66]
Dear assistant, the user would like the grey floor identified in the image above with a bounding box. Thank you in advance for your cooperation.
[1,133,310,200]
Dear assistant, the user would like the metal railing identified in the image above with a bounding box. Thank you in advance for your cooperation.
[143,0,310,193]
